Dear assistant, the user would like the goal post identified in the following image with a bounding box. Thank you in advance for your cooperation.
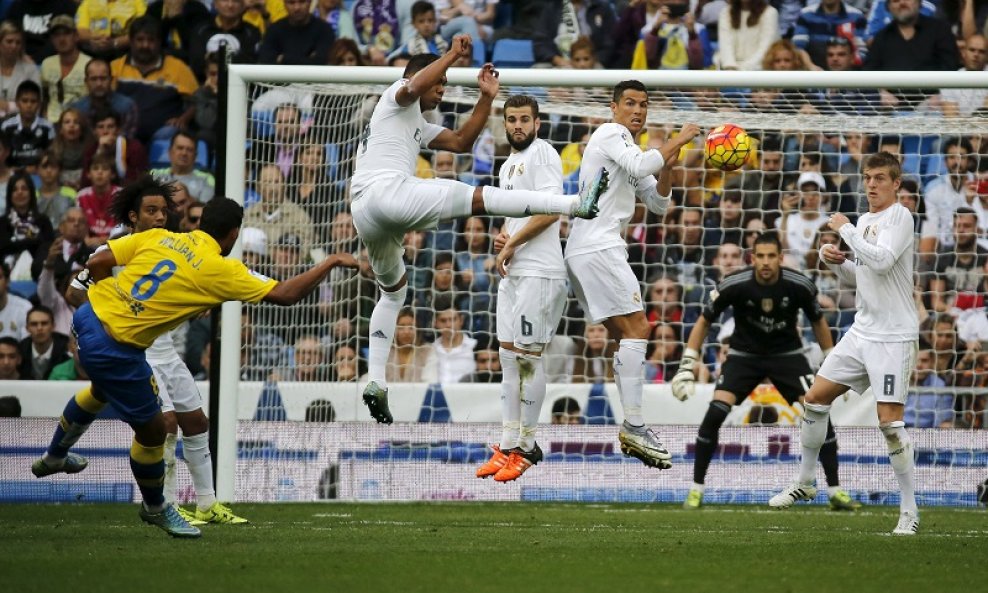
[214,65,988,504]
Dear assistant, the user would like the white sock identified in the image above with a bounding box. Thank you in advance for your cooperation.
[518,353,547,451]
[163,432,178,505]
[481,186,577,217]
[691,482,705,493]
[827,486,842,498]
[498,348,520,450]
[615,339,647,426]
[367,284,407,390]
[182,432,217,511]
[797,403,831,486]
[881,421,917,514]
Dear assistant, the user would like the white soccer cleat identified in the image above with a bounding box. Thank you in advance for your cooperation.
[768,483,818,509]
[892,510,919,536]
[618,424,672,470]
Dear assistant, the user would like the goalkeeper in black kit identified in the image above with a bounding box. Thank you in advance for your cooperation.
[671,232,860,511]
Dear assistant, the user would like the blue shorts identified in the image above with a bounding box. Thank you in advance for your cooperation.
[72,303,160,424]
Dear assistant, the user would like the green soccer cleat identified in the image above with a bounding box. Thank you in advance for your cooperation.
[195,502,249,525]
[362,381,393,424]
[139,503,202,538]
[175,505,207,526]
[31,453,88,478]
[829,489,862,511]
[683,488,703,510]
[572,167,609,219]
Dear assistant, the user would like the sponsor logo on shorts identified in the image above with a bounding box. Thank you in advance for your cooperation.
[883,374,895,396]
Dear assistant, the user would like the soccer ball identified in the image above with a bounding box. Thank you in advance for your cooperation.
[704,124,751,171]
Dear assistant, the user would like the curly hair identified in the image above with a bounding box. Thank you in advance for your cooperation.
[109,174,176,227]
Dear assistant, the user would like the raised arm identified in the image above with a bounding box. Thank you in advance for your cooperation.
[427,63,500,153]
[395,34,473,107]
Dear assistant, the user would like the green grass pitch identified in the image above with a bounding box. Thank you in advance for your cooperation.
[2,503,986,593]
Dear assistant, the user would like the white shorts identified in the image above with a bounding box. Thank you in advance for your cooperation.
[566,247,642,324]
[351,175,473,287]
[817,331,917,404]
[151,358,202,414]
[496,276,567,349]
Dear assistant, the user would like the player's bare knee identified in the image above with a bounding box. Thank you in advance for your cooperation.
[877,403,905,425]
[162,410,178,434]
[133,414,167,447]
[176,409,209,436]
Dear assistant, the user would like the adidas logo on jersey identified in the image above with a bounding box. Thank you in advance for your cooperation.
[371,330,388,339]
[523,206,532,216]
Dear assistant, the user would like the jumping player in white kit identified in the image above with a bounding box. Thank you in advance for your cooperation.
[769,152,921,535]
[565,79,700,469]
[474,94,567,482]
[352,35,609,423]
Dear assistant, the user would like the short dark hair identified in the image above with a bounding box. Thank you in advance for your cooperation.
[128,15,161,40]
[170,130,197,149]
[91,106,120,127]
[570,35,595,57]
[434,252,454,268]
[753,230,783,251]
[110,174,176,227]
[5,171,37,216]
[27,305,55,323]
[403,53,440,79]
[503,94,540,119]
[85,58,110,78]
[954,206,977,220]
[0,395,21,418]
[15,80,41,99]
[199,196,244,243]
[863,151,902,180]
[612,79,647,103]
[89,153,115,173]
[942,136,973,155]
[551,396,581,418]
[0,336,20,350]
[411,1,435,19]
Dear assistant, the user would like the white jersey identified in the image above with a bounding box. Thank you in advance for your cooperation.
[566,122,660,258]
[71,242,182,364]
[351,79,446,196]
[498,138,566,279]
[836,203,918,342]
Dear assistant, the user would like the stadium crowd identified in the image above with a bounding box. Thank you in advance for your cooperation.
[0,0,986,430]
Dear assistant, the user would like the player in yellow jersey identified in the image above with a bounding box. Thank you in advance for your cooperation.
[31,176,358,538]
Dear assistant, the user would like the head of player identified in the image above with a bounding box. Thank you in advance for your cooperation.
[752,231,783,285]
[109,175,175,235]
[403,53,445,111]
[862,151,902,213]
[503,94,540,152]
[610,80,648,137]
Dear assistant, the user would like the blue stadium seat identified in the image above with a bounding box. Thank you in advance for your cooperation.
[252,110,274,138]
[149,139,171,167]
[491,39,535,68]
[196,140,210,169]
[8,280,36,300]
[472,38,486,67]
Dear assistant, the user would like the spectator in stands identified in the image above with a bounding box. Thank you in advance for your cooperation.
[646,321,701,384]
[249,102,306,180]
[462,340,502,383]
[746,40,824,113]
[1,171,54,272]
[454,215,496,334]
[643,0,713,70]
[111,16,198,144]
[0,335,23,378]
[654,206,708,286]
[33,208,88,335]
[941,34,988,117]
[905,347,955,427]
[76,0,145,59]
[168,179,192,222]
[48,332,87,380]
[792,0,867,70]
[39,16,90,124]
[927,313,963,385]
[351,0,399,65]
[189,0,262,81]
[17,304,69,380]
[329,38,364,65]
[571,322,614,383]
[741,134,783,218]
[432,296,477,384]
[240,308,287,381]
[777,172,827,269]
[192,54,219,153]
[396,0,480,50]
[387,306,438,382]
[923,137,976,257]
[5,0,78,64]
[819,39,881,115]
[0,21,41,118]
[391,2,449,59]
[646,272,685,325]
[865,0,958,88]
[69,59,139,142]
[81,108,147,186]
[314,0,358,42]
[716,0,779,70]
[259,0,336,65]
[0,135,11,209]
[0,262,31,339]
[150,131,214,203]
[612,0,665,68]
[804,226,854,329]
[926,207,988,313]
[291,143,335,230]
[3,80,54,169]
[76,153,122,244]
[284,335,331,381]
[551,396,582,424]
[145,0,211,64]
[178,199,202,232]
[834,131,867,213]
[707,241,745,284]
[331,341,363,382]
[704,186,745,251]
[243,164,315,258]
[34,151,76,227]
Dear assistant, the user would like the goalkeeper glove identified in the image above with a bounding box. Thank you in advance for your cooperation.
[671,347,699,401]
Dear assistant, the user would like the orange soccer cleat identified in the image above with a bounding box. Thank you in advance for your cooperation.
[493,443,543,483]
[476,445,510,478]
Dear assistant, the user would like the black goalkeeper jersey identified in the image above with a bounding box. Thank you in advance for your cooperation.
[701,267,823,356]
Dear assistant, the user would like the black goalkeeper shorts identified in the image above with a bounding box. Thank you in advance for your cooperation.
[716,352,815,405]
